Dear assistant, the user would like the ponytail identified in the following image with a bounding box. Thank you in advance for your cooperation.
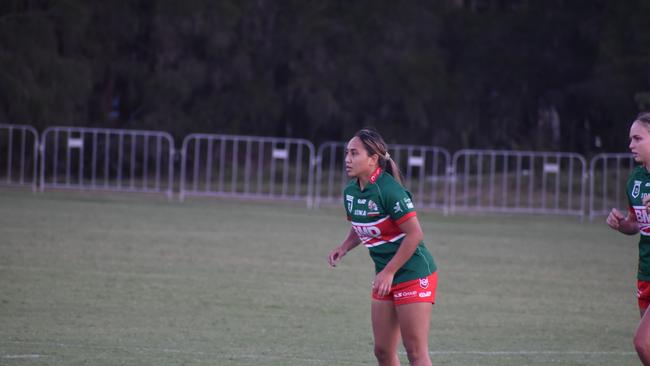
[384,154,404,186]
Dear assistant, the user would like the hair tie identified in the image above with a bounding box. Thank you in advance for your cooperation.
[384,152,390,160]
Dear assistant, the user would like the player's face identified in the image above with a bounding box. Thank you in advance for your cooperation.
[629,121,650,166]
[345,137,376,178]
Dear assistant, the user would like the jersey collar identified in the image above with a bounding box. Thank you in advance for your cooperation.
[357,167,382,191]
[369,167,382,185]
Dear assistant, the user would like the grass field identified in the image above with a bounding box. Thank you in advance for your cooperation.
[0,188,642,365]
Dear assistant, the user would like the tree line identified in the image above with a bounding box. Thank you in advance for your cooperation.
[1,0,648,154]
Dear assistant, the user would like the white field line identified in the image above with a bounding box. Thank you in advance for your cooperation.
[0,264,195,280]
[1,341,363,364]
[1,340,636,360]
[2,354,44,359]
[426,350,636,356]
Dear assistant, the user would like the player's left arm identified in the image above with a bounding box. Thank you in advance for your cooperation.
[372,216,424,297]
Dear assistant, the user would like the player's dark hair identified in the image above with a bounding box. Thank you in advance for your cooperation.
[354,128,404,186]
[637,112,650,127]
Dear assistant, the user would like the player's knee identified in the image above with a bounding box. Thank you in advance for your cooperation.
[373,344,395,362]
[634,333,650,356]
[403,341,429,364]
[405,351,429,364]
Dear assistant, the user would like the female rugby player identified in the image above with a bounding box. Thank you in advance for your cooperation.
[607,112,650,365]
[328,128,437,366]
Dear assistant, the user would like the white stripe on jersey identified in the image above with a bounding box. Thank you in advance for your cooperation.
[364,233,406,248]
[351,215,390,227]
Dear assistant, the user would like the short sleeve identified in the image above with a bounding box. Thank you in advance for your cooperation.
[384,186,417,225]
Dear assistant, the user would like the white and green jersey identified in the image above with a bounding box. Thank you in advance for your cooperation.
[627,165,650,281]
[343,167,436,284]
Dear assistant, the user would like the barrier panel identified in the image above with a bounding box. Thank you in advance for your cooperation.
[2,122,635,220]
[589,153,635,219]
[450,150,587,217]
[315,141,451,211]
[0,124,39,190]
[179,134,315,206]
[40,127,175,198]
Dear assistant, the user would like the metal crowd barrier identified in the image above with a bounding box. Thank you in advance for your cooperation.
[0,123,639,220]
[0,124,39,191]
[588,153,635,220]
[179,134,315,206]
[450,149,588,217]
[40,126,175,199]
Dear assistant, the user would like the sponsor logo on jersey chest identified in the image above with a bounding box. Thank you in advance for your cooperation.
[353,225,381,238]
[368,200,378,211]
[367,200,380,216]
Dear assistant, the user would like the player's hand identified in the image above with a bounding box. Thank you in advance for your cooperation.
[328,246,346,267]
[606,208,625,230]
[372,270,394,297]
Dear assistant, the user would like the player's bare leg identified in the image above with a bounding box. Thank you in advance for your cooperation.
[372,299,401,366]
[636,308,650,365]
[396,302,432,366]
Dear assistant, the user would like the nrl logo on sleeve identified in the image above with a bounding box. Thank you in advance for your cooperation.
[403,197,414,209]
[633,180,642,198]
[393,201,403,213]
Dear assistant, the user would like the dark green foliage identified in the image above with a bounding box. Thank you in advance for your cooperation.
[0,0,647,153]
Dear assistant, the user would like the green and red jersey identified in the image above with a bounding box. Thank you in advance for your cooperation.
[627,165,650,281]
[343,167,436,284]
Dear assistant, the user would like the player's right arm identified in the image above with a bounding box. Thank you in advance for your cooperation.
[328,228,361,267]
[607,207,639,235]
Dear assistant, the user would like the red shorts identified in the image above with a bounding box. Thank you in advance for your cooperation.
[372,272,438,306]
[639,280,650,310]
